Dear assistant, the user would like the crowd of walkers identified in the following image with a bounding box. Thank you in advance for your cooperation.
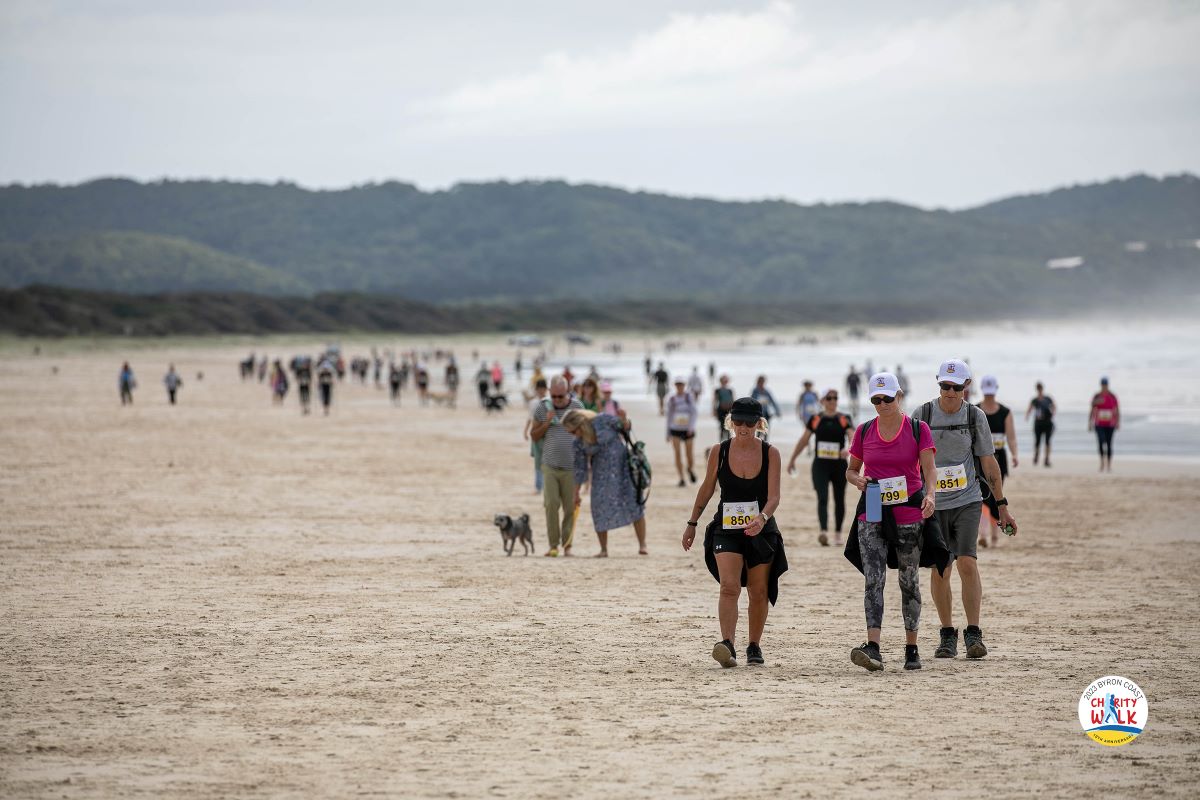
[108,339,1125,674]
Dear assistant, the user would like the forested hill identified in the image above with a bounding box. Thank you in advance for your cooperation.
[0,174,1197,309]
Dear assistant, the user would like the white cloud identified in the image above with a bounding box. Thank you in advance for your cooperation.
[414,0,1200,136]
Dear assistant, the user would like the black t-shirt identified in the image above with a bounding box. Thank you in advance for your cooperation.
[983,403,1010,434]
[654,369,669,389]
[1030,396,1054,422]
[807,413,853,456]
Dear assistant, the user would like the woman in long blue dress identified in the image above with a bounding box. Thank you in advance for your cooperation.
[564,410,648,557]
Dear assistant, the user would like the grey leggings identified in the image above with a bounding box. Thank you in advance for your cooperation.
[858,520,923,631]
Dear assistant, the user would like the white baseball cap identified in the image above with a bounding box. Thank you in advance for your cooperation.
[673,375,686,384]
[979,375,999,395]
[937,359,971,385]
[867,372,901,398]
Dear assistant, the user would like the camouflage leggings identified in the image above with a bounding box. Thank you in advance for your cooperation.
[858,521,922,631]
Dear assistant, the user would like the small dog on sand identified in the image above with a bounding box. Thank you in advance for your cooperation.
[484,394,508,413]
[493,513,534,556]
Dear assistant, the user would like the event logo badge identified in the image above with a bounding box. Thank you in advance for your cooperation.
[1078,676,1148,746]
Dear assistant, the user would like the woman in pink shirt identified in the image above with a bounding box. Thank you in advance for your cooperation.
[1088,377,1120,472]
[844,372,938,672]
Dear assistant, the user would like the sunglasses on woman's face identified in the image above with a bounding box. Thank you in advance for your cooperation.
[870,395,896,405]
[731,419,758,428]
[938,383,965,392]
[823,395,838,401]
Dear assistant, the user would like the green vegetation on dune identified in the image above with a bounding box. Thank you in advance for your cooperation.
[0,230,309,295]
[0,174,1196,309]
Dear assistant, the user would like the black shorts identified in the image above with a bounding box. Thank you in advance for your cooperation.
[709,526,780,568]
[669,430,695,440]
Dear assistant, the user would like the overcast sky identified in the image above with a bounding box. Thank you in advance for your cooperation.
[1,0,1197,208]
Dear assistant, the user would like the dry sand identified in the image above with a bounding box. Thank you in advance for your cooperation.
[2,338,1199,798]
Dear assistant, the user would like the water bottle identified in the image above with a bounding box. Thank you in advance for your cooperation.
[865,480,882,523]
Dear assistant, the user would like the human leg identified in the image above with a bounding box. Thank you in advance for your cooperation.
[633,516,647,554]
[542,467,563,551]
[715,552,744,644]
[595,530,608,556]
[895,522,923,646]
[811,460,830,532]
[746,562,771,645]
[856,521,888,642]
[671,436,685,484]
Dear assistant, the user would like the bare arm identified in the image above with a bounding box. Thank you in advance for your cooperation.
[787,428,813,472]
[846,454,866,491]
[1005,412,1018,467]
[682,446,721,550]
[742,447,781,537]
[981,453,1018,533]
[918,448,937,518]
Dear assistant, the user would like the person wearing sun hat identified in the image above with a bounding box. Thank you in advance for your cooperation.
[976,374,1018,548]
[914,359,1018,661]
[682,397,787,668]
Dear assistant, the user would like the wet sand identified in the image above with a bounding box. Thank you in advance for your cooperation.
[2,339,1198,798]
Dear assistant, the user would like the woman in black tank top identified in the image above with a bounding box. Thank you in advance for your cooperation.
[682,397,787,668]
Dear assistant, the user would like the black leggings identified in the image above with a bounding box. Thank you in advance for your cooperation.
[1034,420,1054,450]
[1096,427,1115,460]
[812,458,848,532]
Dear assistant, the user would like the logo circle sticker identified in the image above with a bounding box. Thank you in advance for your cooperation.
[1078,675,1148,746]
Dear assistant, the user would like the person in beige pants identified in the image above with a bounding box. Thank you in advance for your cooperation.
[531,376,583,556]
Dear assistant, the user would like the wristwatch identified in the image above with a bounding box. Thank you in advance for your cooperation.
[995,498,1009,506]
[686,521,698,527]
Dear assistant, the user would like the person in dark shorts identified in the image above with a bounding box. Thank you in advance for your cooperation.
[919,360,1018,661]
[787,388,853,546]
[682,397,786,668]
[977,375,1018,547]
[1025,382,1056,467]
[666,377,698,486]
[652,362,670,415]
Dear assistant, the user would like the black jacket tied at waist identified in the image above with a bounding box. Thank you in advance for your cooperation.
[843,487,951,577]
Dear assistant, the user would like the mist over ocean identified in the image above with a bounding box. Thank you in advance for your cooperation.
[540,318,1200,460]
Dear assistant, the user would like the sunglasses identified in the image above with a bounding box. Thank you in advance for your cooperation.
[938,383,965,392]
[731,418,758,427]
[870,395,896,405]
[550,393,567,399]
[823,395,838,401]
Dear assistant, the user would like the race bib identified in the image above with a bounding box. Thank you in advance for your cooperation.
[936,463,969,493]
[879,476,908,505]
[816,440,841,459]
[1097,408,1114,423]
[672,412,691,429]
[992,434,1006,450]
[722,500,760,529]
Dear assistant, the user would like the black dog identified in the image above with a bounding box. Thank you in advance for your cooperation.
[493,513,533,556]
[484,393,508,413]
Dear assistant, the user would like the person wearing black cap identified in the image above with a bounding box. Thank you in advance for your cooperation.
[682,397,786,668]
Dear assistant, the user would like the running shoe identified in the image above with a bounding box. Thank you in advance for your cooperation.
[850,641,883,672]
[746,642,764,665]
[964,625,988,659]
[904,644,922,671]
[935,626,958,658]
[712,639,737,668]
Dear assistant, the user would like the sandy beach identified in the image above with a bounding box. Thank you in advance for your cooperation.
[2,338,1199,798]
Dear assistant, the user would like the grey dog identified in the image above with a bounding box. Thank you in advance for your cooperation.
[493,513,534,556]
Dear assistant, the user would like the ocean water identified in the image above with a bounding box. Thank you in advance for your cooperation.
[544,319,1200,461]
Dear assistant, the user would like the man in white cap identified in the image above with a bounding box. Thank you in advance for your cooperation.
[915,359,1018,659]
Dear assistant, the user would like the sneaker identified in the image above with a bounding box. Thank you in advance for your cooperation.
[904,644,922,670]
[712,639,737,668]
[935,626,958,658]
[746,642,764,665]
[850,641,883,672]
[543,548,558,558]
[964,625,988,659]
[818,532,829,547]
